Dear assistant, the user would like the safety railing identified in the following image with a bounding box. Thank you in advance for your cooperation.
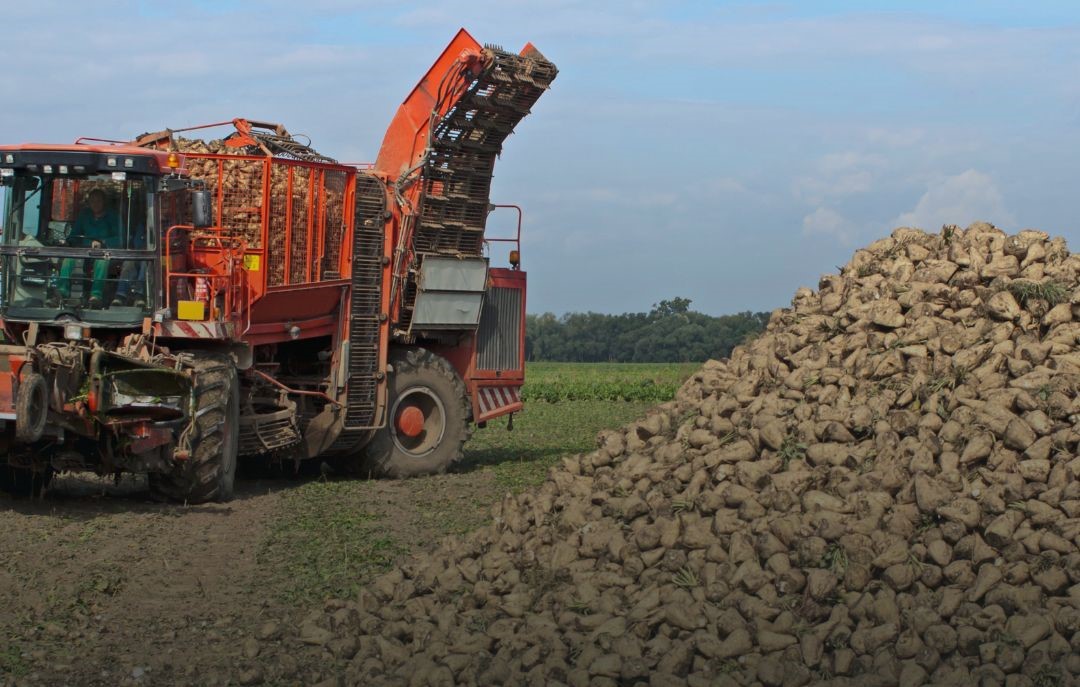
[163,224,248,328]
[484,204,523,267]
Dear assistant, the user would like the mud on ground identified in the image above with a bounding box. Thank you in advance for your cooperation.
[0,467,505,687]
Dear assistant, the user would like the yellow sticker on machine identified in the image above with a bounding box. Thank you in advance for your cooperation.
[177,300,206,321]
[244,254,261,271]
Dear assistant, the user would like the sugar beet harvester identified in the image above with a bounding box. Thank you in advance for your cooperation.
[0,30,557,500]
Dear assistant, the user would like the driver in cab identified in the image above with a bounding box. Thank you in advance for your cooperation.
[50,189,120,308]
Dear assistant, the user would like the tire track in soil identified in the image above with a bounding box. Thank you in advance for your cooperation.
[1,467,506,687]
[0,474,287,687]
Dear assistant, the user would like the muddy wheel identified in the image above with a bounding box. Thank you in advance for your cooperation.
[15,372,48,444]
[355,348,472,478]
[149,353,239,503]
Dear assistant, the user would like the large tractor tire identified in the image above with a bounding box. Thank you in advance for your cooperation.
[355,348,472,479]
[150,353,239,503]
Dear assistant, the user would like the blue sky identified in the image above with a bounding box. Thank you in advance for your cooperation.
[5,1,1080,315]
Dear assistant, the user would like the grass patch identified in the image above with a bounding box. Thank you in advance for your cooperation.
[0,644,28,677]
[470,361,697,491]
[777,433,806,469]
[258,480,404,603]
[464,399,654,492]
[1006,279,1070,308]
[259,362,698,601]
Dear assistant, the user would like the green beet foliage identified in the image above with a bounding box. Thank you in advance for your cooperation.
[521,362,700,403]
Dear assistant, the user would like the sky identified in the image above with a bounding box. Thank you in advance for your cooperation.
[4,1,1080,316]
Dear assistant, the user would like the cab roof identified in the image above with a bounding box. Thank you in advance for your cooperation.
[0,143,181,175]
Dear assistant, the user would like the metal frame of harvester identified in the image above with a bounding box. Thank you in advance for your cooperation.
[0,29,557,500]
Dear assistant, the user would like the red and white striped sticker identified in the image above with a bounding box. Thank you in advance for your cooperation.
[477,385,521,416]
[158,320,229,339]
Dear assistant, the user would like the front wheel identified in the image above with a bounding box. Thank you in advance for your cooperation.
[359,348,472,478]
[149,353,239,503]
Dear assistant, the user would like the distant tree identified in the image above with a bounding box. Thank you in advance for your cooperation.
[524,298,772,363]
[650,297,692,318]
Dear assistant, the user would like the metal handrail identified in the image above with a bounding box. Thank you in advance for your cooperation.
[163,224,247,324]
[484,203,523,261]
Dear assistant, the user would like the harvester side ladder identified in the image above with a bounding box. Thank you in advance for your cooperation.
[342,174,388,430]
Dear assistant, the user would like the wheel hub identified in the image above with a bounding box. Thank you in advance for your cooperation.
[389,387,446,457]
[396,405,425,438]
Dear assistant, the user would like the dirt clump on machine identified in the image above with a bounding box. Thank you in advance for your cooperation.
[270,223,1080,686]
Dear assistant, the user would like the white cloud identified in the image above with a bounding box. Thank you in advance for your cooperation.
[795,151,886,204]
[803,206,857,243]
[893,170,1013,230]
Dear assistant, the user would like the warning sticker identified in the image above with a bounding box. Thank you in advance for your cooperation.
[243,254,261,271]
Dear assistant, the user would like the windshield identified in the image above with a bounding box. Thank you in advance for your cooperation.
[0,173,157,323]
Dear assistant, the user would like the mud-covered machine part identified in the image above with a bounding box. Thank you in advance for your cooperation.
[238,397,302,456]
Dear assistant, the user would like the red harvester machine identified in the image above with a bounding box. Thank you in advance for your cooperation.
[0,29,557,500]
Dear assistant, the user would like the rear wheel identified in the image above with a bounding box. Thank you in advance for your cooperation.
[149,353,239,503]
[349,348,471,478]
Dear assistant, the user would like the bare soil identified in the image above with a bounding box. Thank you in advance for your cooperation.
[0,399,655,686]
[0,468,503,687]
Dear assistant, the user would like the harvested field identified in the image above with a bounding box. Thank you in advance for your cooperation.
[273,223,1080,686]
[0,371,668,687]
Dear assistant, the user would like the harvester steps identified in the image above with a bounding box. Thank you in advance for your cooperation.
[343,173,387,430]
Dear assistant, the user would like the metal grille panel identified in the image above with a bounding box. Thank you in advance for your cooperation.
[477,286,522,371]
[321,171,347,279]
[288,167,312,284]
[267,163,288,286]
[218,158,265,249]
[182,155,266,250]
[345,173,387,428]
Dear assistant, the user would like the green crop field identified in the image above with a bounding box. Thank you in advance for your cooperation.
[258,361,701,602]
[521,361,701,402]
[472,362,699,489]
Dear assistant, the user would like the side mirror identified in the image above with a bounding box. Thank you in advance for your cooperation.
[192,189,213,228]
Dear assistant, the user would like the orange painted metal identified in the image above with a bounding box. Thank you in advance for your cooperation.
[487,204,524,265]
[0,372,14,415]
[373,28,485,180]
[0,142,185,175]
[396,405,424,438]
[305,167,316,283]
[428,267,527,424]
[0,30,548,444]
[224,118,260,150]
[162,223,246,330]
[284,166,295,285]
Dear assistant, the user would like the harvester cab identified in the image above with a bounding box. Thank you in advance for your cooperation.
[3,153,154,320]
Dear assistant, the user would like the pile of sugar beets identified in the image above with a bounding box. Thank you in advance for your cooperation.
[278,223,1080,687]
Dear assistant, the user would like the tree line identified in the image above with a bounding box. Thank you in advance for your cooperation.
[525,298,771,363]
